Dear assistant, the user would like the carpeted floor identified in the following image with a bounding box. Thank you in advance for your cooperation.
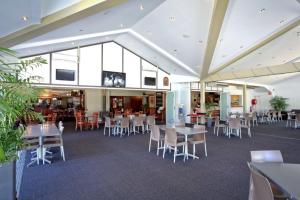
[19,121,300,200]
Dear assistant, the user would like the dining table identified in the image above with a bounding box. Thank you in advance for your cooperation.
[23,123,61,165]
[158,125,207,159]
[251,162,300,200]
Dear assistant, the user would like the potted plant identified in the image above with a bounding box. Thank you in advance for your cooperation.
[0,47,45,200]
[205,102,215,128]
[269,96,289,111]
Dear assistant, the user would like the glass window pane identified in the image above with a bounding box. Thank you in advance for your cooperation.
[103,42,122,72]
[142,60,156,71]
[157,69,170,89]
[79,45,102,86]
[142,71,156,89]
[21,54,50,84]
[191,82,199,90]
[124,49,140,88]
[52,49,78,85]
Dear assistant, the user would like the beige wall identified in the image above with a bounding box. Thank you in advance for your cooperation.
[85,89,104,114]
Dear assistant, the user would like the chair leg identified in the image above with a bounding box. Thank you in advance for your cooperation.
[104,127,106,135]
[149,138,152,152]
[204,142,207,157]
[214,126,216,134]
[156,141,159,156]
[174,146,177,163]
[60,146,65,161]
[163,144,166,159]
[193,144,196,159]
[217,126,219,136]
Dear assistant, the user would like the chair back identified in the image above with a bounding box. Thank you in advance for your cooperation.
[146,116,155,126]
[215,116,220,126]
[278,111,282,117]
[58,121,63,128]
[228,118,241,129]
[76,113,84,123]
[120,117,129,127]
[134,117,143,126]
[296,113,300,122]
[150,125,160,141]
[105,117,112,126]
[272,111,277,117]
[250,150,283,163]
[165,128,177,146]
[59,126,64,134]
[248,164,274,200]
[92,112,99,123]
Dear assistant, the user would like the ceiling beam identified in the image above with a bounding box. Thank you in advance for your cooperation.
[206,62,300,82]
[208,17,300,76]
[0,0,129,47]
[200,0,229,80]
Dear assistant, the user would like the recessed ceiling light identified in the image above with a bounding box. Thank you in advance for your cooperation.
[260,8,266,13]
[198,40,203,44]
[139,4,144,10]
[169,16,175,22]
[120,23,124,28]
[79,29,83,32]
[282,60,286,63]
[280,19,285,24]
[258,52,262,55]
[288,48,293,51]
[272,56,275,59]
[105,36,109,40]
[256,64,261,66]
[153,56,157,59]
[240,45,244,48]
[21,16,28,21]
[71,42,75,45]
[182,34,190,39]
[146,31,152,35]
[222,54,226,58]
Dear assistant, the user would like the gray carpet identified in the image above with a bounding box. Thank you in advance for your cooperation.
[19,121,300,200]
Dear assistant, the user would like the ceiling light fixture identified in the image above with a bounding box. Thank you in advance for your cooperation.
[79,29,83,32]
[139,4,144,10]
[198,40,203,44]
[71,42,75,45]
[240,45,244,48]
[260,8,266,13]
[182,34,190,39]
[272,56,275,59]
[169,16,175,22]
[222,54,226,58]
[280,19,285,24]
[258,52,262,55]
[282,60,286,63]
[256,64,261,66]
[120,23,124,28]
[21,16,28,21]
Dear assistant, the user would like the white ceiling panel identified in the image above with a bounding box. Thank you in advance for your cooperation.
[132,0,213,71]
[220,25,300,73]
[210,0,300,73]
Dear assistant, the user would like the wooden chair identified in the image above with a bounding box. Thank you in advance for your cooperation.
[75,113,86,131]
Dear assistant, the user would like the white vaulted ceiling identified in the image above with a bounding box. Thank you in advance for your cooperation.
[1,0,300,85]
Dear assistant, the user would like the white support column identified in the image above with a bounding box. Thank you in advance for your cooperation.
[200,81,206,124]
[105,90,110,112]
[243,84,247,114]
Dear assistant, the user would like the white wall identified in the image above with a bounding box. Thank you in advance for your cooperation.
[272,75,300,110]
[250,87,272,112]
[85,89,104,114]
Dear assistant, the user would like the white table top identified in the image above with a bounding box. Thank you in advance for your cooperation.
[23,124,60,138]
[251,163,300,200]
[158,125,207,136]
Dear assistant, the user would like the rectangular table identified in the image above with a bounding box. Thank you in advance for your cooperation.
[23,123,61,165]
[251,163,300,200]
[158,125,207,159]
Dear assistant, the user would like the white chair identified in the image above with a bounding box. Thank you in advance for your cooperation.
[163,128,187,163]
[241,116,252,138]
[248,163,274,200]
[294,113,300,129]
[42,126,65,164]
[148,125,164,156]
[252,112,258,126]
[250,150,283,163]
[277,111,282,121]
[286,112,294,128]
[227,118,241,139]
[119,117,130,137]
[104,117,115,136]
[188,125,207,159]
[133,116,145,134]
[272,111,277,123]
[146,116,155,132]
[214,116,226,136]
[23,137,40,167]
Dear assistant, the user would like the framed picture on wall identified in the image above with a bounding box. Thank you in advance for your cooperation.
[149,96,155,108]
[102,71,126,88]
[231,95,242,107]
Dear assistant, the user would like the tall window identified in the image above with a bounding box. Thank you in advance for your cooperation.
[79,45,102,86]
[123,49,140,88]
[103,42,122,72]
